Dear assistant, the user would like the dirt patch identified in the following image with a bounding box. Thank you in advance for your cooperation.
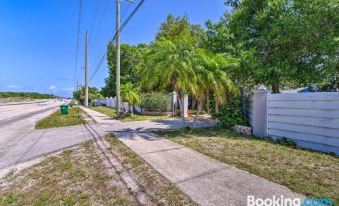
[0,141,138,206]
[106,134,196,206]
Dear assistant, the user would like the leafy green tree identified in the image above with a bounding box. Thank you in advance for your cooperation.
[156,14,205,47]
[141,15,240,126]
[140,38,197,125]
[191,49,239,128]
[195,49,239,113]
[73,86,103,105]
[102,43,146,97]
[120,82,141,115]
[226,0,338,92]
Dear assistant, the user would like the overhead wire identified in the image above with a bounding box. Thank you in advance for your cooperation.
[89,0,110,51]
[89,0,146,82]
[74,0,83,90]
[89,0,100,45]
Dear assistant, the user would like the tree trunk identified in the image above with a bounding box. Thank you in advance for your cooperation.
[130,105,134,115]
[192,97,197,110]
[215,97,219,113]
[240,87,246,114]
[176,90,187,126]
[193,101,203,128]
[206,90,210,114]
[272,81,280,93]
[271,73,280,93]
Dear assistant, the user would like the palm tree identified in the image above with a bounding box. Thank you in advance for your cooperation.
[197,50,239,113]
[120,82,141,115]
[192,49,239,127]
[140,38,198,125]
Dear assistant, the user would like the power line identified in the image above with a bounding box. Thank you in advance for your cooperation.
[74,0,83,89]
[121,3,132,22]
[88,0,100,46]
[89,0,133,78]
[89,0,146,82]
[89,0,110,50]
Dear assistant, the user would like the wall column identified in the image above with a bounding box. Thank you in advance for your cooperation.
[252,85,269,137]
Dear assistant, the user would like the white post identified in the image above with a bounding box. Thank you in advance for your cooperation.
[109,97,113,108]
[105,97,109,107]
[172,91,177,116]
[252,85,269,137]
[183,94,188,118]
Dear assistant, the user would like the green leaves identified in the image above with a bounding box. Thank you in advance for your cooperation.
[102,43,146,97]
[73,86,102,104]
[120,82,141,107]
[212,97,247,128]
[225,0,339,91]
[142,92,172,112]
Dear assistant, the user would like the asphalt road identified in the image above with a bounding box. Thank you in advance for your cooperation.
[0,100,95,171]
[0,100,60,157]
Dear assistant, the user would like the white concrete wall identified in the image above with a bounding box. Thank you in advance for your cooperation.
[266,92,339,154]
[94,92,187,116]
[94,97,116,108]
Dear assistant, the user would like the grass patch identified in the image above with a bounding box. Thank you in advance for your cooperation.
[35,107,85,129]
[118,114,175,122]
[155,127,339,204]
[0,142,137,206]
[90,106,117,117]
[90,106,175,122]
[105,134,196,206]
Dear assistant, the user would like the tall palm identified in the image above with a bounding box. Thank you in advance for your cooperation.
[200,50,239,112]
[140,38,198,125]
[120,82,141,115]
[192,49,239,127]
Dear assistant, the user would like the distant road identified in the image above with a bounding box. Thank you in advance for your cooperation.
[0,100,59,127]
[0,100,61,156]
[0,99,50,106]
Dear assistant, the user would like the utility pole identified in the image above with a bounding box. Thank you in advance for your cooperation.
[84,31,89,107]
[115,0,121,114]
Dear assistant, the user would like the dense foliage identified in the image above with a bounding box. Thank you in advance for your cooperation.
[0,92,54,99]
[141,92,172,113]
[73,86,103,104]
[138,15,239,126]
[220,0,339,92]
[120,82,141,115]
[101,43,146,97]
[212,98,247,127]
[102,2,338,123]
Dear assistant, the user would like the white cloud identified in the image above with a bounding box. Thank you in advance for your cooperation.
[61,87,74,91]
[7,84,22,89]
[49,85,57,90]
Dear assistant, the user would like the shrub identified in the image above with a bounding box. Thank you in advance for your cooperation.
[212,97,247,128]
[276,137,297,148]
[70,100,77,107]
[142,92,172,112]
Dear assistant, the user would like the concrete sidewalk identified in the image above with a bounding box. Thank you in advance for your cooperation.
[83,107,304,206]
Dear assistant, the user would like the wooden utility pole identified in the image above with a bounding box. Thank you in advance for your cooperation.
[84,31,89,107]
[115,0,121,113]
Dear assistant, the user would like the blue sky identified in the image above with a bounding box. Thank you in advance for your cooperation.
[0,0,226,97]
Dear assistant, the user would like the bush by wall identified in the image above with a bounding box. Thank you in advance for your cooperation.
[142,92,172,113]
[212,97,247,128]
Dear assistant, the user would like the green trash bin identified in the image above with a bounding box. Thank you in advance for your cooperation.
[60,105,69,114]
